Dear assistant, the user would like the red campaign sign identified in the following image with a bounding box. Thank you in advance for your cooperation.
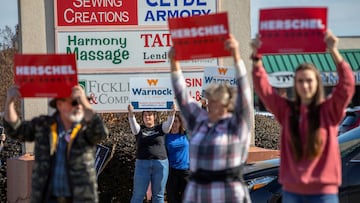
[14,54,78,98]
[168,12,230,60]
[56,0,138,26]
[258,7,327,54]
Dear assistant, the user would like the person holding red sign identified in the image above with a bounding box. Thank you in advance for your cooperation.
[127,104,176,203]
[169,34,252,203]
[3,85,109,203]
[251,30,355,203]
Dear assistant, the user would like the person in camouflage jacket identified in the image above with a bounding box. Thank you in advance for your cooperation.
[3,85,109,203]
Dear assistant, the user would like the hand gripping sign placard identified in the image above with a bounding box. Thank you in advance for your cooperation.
[258,7,327,54]
[14,54,78,98]
[168,12,231,60]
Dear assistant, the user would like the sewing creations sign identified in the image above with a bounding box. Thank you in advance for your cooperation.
[129,77,174,110]
[258,7,327,54]
[14,54,78,98]
[203,66,237,90]
[56,0,138,26]
[168,12,230,60]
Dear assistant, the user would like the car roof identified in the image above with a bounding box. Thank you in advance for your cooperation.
[255,111,274,118]
[339,125,360,157]
[345,106,360,113]
[244,158,280,174]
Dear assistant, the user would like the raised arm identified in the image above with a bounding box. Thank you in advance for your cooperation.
[325,30,343,64]
[224,35,253,149]
[127,104,140,135]
[162,104,176,133]
[324,30,355,122]
[4,85,20,124]
[3,85,37,142]
[169,48,204,132]
[250,34,288,122]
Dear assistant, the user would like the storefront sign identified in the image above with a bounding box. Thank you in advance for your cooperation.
[57,30,218,71]
[55,0,217,27]
[138,0,217,26]
[268,71,294,88]
[265,71,360,87]
[56,0,138,26]
[258,7,327,54]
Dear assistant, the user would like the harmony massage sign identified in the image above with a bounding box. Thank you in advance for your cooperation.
[14,54,78,98]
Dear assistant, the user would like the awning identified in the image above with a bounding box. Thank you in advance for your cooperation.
[262,49,360,73]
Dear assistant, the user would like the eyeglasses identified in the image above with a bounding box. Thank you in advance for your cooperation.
[71,100,80,107]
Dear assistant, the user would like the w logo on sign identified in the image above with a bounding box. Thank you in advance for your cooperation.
[217,67,228,75]
[147,79,158,86]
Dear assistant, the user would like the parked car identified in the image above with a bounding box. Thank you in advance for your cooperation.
[338,106,360,135]
[244,125,360,203]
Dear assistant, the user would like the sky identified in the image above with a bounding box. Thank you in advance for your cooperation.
[0,0,18,31]
[0,0,359,37]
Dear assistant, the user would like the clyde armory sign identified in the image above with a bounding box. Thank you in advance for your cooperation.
[56,0,216,27]
[56,30,218,70]
[139,0,216,26]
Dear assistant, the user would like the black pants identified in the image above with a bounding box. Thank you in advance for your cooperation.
[166,168,190,203]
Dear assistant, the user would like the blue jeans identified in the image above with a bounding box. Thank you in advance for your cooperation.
[283,190,339,203]
[131,159,169,203]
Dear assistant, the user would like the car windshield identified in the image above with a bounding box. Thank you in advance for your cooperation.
[339,127,360,157]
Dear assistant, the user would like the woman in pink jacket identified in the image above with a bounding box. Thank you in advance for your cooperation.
[251,30,355,203]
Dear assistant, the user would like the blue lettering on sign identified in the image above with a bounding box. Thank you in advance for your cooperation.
[321,72,339,86]
[355,71,360,85]
[145,9,211,21]
[203,76,238,85]
[145,0,210,22]
[184,0,206,6]
[132,88,172,95]
[146,0,207,7]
